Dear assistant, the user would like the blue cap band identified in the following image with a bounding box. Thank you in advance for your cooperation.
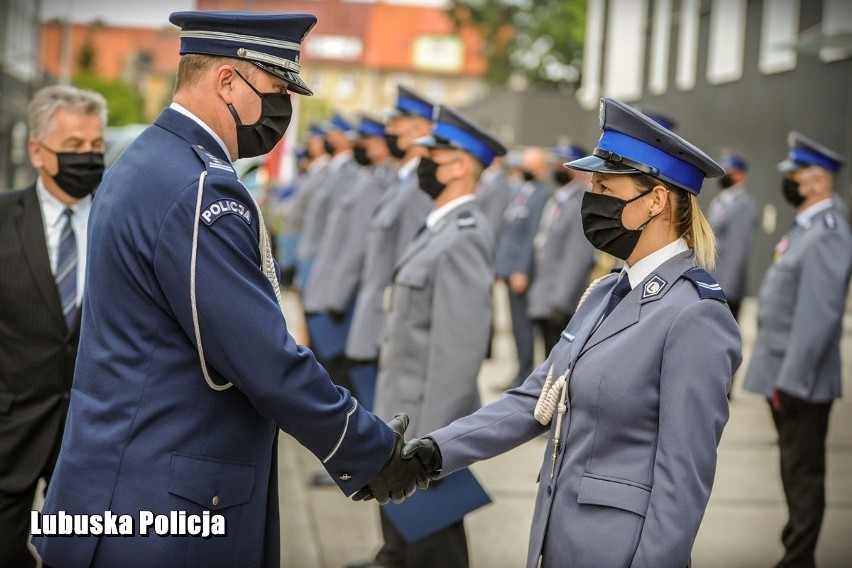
[358,120,385,138]
[790,148,841,172]
[397,96,433,120]
[432,121,496,165]
[598,130,705,192]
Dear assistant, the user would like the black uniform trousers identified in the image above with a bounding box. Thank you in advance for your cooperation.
[376,508,468,568]
[507,288,534,387]
[770,392,832,568]
[532,313,572,358]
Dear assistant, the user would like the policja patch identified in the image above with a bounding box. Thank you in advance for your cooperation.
[200,199,253,226]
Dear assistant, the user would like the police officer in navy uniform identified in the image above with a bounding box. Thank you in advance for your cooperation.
[400,98,742,568]
[33,12,427,567]
[362,104,505,568]
[743,133,852,568]
[528,143,596,355]
[706,152,757,320]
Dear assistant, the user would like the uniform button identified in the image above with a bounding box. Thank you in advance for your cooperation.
[212,495,220,506]
[546,484,552,497]
[339,473,352,481]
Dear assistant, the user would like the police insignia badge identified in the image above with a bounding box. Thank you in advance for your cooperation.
[200,199,253,226]
[642,274,667,299]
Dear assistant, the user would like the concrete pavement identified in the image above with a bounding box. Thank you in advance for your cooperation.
[278,287,852,567]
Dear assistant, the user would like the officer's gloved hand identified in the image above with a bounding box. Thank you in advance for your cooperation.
[328,308,347,322]
[401,437,442,483]
[351,414,430,505]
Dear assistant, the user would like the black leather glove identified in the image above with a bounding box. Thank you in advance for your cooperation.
[401,437,442,480]
[351,414,431,505]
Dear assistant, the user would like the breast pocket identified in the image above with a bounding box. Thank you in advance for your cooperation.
[169,452,256,512]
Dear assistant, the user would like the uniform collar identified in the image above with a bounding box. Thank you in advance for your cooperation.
[623,238,689,289]
[307,154,329,172]
[426,194,476,230]
[328,150,353,170]
[399,156,420,180]
[719,183,745,204]
[169,102,232,162]
[36,176,92,226]
[795,198,834,228]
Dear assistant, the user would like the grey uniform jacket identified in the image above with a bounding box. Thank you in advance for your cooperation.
[528,182,596,319]
[706,186,758,302]
[495,180,550,278]
[374,200,494,437]
[283,156,330,237]
[297,154,360,262]
[743,204,852,402]
[430,251,741,568]
[302,160,397,313]
[345,163,433,360]
[475,169,513,239]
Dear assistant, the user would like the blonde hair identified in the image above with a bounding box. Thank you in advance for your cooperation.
[633,174,717,270]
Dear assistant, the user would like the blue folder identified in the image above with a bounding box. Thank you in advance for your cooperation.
[382,468,492,543]
[349,363,378,411]
[306,302,355,361]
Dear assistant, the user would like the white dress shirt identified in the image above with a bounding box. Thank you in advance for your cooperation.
[426,194,476,230]
[170,102,232,162]
[36,178,91,306]
[622,238,690,289]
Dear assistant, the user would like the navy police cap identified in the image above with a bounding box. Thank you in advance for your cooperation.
[777,131,845,173]
[566,98,724,194]
[357,115,385,138]
[414,104,506,167]
[387,85,435,121]
[169,11,316,96]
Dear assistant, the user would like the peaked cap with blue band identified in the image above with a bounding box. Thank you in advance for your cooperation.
[387,85,435,121]
[553,143,588,162]
[720,151,748,172]
[357,115,386,138]
[777,131,845,173]
[566,98,724,194]
[169,11,316,96]
[414,104,507,167]
[308,123,326,137]
[324,113,356,134]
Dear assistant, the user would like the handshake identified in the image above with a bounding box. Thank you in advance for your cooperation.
[352,414,442,505]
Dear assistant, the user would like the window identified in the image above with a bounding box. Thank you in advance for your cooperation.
[335,73,356,100]
[676,0,700,91]
[412,36,463,72]
[759,0,799,74]
[602,0,648,101]
[577,0,606,109]
[707,0,747,84]
[648,0,673,95]
[821,0,852,62]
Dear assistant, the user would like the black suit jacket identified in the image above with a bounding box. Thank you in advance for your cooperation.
[0,184,80,492]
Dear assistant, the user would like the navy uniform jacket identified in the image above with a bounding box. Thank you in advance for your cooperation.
[345,162,433,360]
[495,180,550,279]
[430,251,741,567]
[743,203,852,402]
[374,199,494,437]
[527,181,596,319]
[706,185,758,302]
[303,160,397,313]
[34,109,394,567]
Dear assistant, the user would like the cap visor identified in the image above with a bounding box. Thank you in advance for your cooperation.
[776,158,800,173]
[565,155,640,174]
[412,135,440,148]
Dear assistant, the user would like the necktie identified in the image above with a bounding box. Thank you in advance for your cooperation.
[602,275,631,320]
[55,208,78,329]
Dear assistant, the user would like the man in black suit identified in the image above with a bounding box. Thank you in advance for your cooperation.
[0,85,106,567]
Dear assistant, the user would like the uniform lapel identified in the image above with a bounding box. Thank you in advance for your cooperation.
[15,185,65,327]
[581,251,695,355]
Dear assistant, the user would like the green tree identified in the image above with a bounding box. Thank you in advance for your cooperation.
[74,71,144,126]
[448,0,586,88]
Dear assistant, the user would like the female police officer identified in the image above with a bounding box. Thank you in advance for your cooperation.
[395,98,743,567]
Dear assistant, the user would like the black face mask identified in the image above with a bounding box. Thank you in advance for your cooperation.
[522,170,535,182]
[323,139,336,156]
[41,144,104,199]
[385,134,405,159]
[718,173,735,190]
[227,69,292,159]
[553,170,572,186]
[580,189,654,260]
[416,158,446,200]
[353,145,371,166]
[781,177,805,207]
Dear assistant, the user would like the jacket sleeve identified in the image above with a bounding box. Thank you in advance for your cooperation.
[152,175,393,495]
[776,229,852,397]
[418,232,493,435]
[721,201,758,299]
[632,298,741,567]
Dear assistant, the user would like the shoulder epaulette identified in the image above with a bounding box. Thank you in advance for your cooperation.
[681,268,727,302]
[823,211,837,230]
[456,210,477,229]
[192,145,236,177]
